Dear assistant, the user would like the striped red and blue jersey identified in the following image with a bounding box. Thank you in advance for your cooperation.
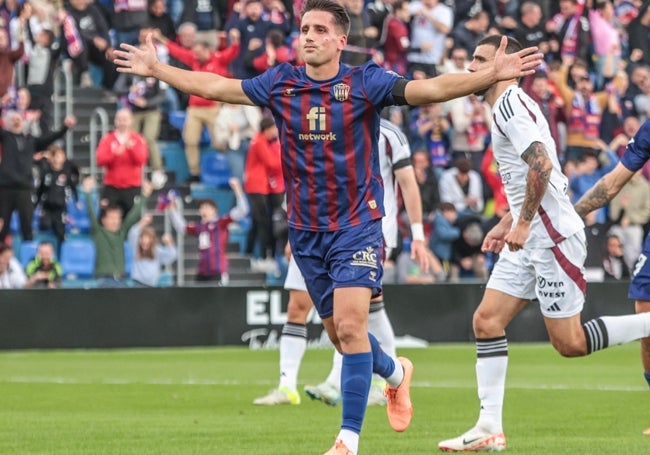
[185,215,232,277]
[621,119,650,173]
[241,60,404,232]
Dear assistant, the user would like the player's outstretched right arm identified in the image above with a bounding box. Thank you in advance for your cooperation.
[574,162,635,218]
[114,34,254,106]
[404,36,542,105]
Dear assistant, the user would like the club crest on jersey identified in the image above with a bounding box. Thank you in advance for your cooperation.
[368,199,377,209]
[333,83,350,102]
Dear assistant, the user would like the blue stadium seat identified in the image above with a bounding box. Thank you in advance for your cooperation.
[168,110,186,131]
[9,211,19,233]
[66,194,97,234]
[168,110,211,145]
[60,238,96,279]
[160,140,190,183]
[7,208,41,234]
[19,241,39,268]
[200,152,232,188]
[124,241,133,277]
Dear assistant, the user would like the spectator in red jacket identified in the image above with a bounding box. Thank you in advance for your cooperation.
[153,28,240,182]
[96,108,149,216]
[244,116,285,272]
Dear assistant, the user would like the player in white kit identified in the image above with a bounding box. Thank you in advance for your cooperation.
[438,35,650,452]
[254,118,429,407]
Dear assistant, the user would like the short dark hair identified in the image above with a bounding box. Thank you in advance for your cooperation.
[455,156,473,173]
[476,35,523,55]
[40,29,55,46]
[266,28,285,48]
[101,204,123,219]
[198,199,218,211]
[438,202,456,212]
[581,149,599,161]
[301,0,350,35]
[260,116,276,131]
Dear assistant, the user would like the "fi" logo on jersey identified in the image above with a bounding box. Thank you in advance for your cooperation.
[306,107,326,131]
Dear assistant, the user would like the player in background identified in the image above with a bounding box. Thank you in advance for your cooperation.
[438,35,650,452]
[114,1,542,452]
[253,118,428,407]
[574,118,650,435]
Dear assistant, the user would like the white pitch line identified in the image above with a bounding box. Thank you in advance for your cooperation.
[0,377,646,392]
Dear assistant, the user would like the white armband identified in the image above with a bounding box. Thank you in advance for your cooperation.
[410,222,425,241]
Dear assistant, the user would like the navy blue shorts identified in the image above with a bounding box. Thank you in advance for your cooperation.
[289,220,384,319]
[629,233,650,301]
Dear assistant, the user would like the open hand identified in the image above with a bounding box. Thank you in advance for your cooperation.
[114,33,159,77]
[493,36,543,80]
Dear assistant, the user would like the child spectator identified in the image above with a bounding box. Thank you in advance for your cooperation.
[127,213,177,286]
[169,178,249,284]
[36,145,80,246]
[25,241,63,288]
[82,176,153,287]
[0,244,26,288]
[428,202,461,274]
[27,28,61,131]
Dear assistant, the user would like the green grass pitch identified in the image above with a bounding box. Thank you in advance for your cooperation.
[0,343,648,454]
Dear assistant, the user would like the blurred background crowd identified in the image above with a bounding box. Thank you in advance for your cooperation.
[0,0,648,289]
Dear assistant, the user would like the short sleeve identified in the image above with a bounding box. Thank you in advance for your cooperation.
[621,120,650,173]
[241,65,285,108]
[361,62,405,108]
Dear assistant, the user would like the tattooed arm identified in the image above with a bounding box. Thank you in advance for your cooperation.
[574,162,635,218]
[505,141,553,251]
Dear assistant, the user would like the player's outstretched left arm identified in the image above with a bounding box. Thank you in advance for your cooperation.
[505,141,551,252]
[404,36,542,105]
[114,33,253,106]
[395,166,429,272]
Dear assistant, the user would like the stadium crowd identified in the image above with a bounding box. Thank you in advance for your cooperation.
[0,0,649,287]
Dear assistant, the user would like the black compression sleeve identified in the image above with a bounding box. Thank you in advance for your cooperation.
[391,78,409,106]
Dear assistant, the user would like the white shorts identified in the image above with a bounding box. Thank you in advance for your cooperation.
[486,230,587,318]
[284,255,308,292]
